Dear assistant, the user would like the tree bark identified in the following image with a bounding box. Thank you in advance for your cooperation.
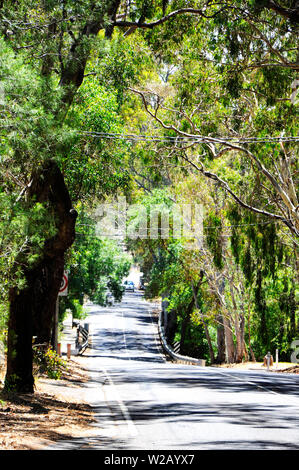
[223,314,235,363]
[216,314,226,363]
[230,283,245,363]
[191,281,215,364]
[5,160,77,393]
[180,297,196,355]
[180,311,191,355]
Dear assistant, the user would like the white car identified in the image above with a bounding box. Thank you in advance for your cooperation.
[123,280,135,292]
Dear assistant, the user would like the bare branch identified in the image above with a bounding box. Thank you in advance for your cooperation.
[129,87,299,237]
[114,6,226,30]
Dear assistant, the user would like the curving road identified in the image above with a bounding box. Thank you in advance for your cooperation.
[52,291,299,450]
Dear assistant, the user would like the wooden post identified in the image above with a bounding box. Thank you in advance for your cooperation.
[57,343,61,357]
[67,343,71,359]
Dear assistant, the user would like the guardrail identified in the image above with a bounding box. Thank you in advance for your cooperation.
[73,320,89,354]
[158,310,206,367]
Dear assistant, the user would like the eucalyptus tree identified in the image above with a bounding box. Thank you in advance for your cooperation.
[0,0,298,390]
[117,1,299,363]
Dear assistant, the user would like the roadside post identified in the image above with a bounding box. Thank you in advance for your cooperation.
[266,351,273,371]
[54,271,68,353]
[67,343,71,360]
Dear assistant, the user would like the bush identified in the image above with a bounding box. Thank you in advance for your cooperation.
[33,346,66,380]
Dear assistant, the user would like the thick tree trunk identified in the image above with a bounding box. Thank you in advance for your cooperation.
[3,1,125,394]
[6,285,35,393]
[5,160,77,393]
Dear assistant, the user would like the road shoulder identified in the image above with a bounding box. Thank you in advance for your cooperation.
[0,358,96,450]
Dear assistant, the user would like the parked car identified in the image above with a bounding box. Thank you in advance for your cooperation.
[123,280,135,292]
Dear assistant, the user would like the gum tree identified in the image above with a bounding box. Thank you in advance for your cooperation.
[1,1,298,391]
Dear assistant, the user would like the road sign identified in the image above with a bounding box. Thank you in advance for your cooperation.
[59,271,68,296]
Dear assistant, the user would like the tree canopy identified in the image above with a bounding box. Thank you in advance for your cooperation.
[0,0,298,391]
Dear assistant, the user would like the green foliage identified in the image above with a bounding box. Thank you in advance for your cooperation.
[59,210,132,318]
[33,346,66,380]
[0,39,62,304]
[204,213,224,270]
[0,0,298,371]
[63,75,133,203]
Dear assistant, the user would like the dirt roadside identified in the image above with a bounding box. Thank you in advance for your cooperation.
[210,361,299,373]
[0,357,97,450]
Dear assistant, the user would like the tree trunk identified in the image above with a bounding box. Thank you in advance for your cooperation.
[180,297,196,355]
[180,312,190,355]
[203,323,215,364]
[230,283,244,363]
[5,160,77,393]
[247,301,256,362]
[5,285,35,393]
[3,1,123,394]
[216,314,226,363]
[191,281,215,364]
[223,314,235,363]
[165,309,177,345]
[235,318,244,363]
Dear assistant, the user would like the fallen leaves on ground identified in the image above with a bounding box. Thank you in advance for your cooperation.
[0,359,96,450]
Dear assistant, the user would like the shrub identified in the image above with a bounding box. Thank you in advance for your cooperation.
[33,346,66,380]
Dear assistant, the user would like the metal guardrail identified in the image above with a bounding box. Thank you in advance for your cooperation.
[158,310,206,367]
[73,320,89,354]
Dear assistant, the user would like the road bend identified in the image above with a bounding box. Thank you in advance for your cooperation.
[51,291,299,450]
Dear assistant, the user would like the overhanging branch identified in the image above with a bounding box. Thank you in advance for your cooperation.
[114,6,226,30]
[130,87,299,238]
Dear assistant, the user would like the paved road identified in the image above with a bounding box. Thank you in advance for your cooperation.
[52,291,299,450]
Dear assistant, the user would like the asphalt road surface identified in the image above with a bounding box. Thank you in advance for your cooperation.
[52,291,299,450]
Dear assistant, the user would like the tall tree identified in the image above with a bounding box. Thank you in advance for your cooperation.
[1,0,298,390]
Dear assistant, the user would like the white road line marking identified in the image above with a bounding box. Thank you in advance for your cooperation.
[214,368,280,395]
[102,367,138,438]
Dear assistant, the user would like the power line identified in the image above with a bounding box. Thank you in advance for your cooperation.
[80,131,299,145]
